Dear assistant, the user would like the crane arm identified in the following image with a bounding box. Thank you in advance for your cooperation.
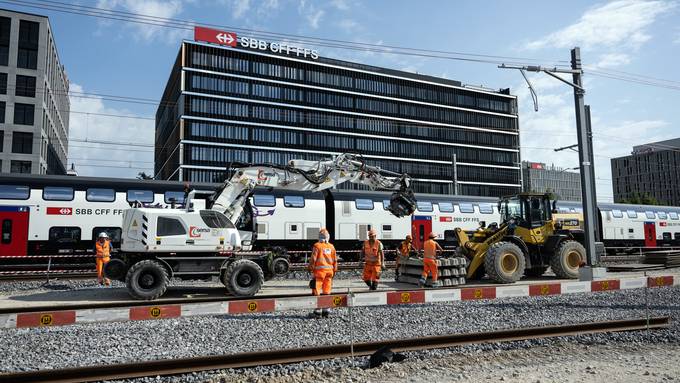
[207,153,417,224]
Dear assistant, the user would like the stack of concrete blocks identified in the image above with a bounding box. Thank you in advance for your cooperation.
[396,257,467,287]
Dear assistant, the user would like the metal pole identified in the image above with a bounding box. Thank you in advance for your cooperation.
[571,47,598,266]
[585,105,601,242]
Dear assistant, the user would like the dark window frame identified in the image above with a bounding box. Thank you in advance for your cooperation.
[42,186,74,201]
[156,216,187,236]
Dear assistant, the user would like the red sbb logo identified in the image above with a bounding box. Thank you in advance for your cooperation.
[439,217,452,222]
[660,222,668,227]
[194,26,237,47]
[189,226,210,238]
[47,207,72,215]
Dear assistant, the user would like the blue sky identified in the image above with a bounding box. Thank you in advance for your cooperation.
[4,0,679,202]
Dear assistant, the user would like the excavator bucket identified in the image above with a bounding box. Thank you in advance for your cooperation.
[387,189,417,218]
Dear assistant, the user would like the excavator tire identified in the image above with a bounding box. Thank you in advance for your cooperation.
[484,241,525,284]
[125,259,170,300]
[524,266,549,278]
[222,259,265,297]
[550,240,585,279]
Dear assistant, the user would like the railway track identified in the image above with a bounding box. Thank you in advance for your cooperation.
[0,317,669,383]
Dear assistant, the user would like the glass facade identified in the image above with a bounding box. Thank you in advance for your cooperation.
[155,40,521,196]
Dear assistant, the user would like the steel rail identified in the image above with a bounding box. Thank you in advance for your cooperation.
[0,317,670,383]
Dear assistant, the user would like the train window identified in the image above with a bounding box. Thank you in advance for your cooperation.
[92,227,121,242]
[658,212,667,220]
[49,227,81,242]
[417,201,433,212]
[0,185,29,199]
[611,209,623,218]
[458,203,474,214]
[86,188,115,202]
[670,212,679,220]
[355,199,374,210]
[645,211,655,219]
[382,200,390,210]
[43,186,74,201]
[164,191,185,204]
[283,195,304,208]
[675,233,680,240]
[628,228,634,233]
[1,219,11,244]
[626,210,637,219]
[382,224,392,231]
[253,194,275,207]
[200,210,235,228]
[662,232,672,241]
[127,190,154,203]
[157,217,186,236]
[438,202,454,213]
[479,204,494,214]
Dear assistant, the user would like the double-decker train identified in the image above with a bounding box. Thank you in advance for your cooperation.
[1,174,680,259]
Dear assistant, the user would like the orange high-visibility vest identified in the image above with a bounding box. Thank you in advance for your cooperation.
[310,242,337,272]
[96,240,111,258]
[398,241,412,257]
[363,240,382,265]
[423,239,438,259]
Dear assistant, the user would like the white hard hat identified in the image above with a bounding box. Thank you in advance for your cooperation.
[98,232,109,239]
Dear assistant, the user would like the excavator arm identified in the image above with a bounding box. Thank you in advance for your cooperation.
[206,153,417,224]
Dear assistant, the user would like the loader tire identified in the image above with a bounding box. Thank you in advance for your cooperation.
[125,260,169,300]
[484,241,525,284]
[550,240,585,279]
[222,259,264,297]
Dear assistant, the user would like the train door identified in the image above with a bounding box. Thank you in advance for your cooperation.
[0,206,30,256]
[411,216,432,250]
[644,222,657,247]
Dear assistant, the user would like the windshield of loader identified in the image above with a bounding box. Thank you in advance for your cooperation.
[500,197,523,223]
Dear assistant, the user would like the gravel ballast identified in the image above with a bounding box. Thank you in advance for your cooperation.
[0,284,678,382]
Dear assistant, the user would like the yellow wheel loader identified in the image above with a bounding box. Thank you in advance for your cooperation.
[455,193,586,283]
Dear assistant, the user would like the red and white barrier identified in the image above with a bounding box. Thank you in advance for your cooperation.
[0,275,676,330]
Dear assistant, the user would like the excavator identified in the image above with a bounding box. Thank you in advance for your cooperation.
[454,193,587,283]
[104,154,416,300]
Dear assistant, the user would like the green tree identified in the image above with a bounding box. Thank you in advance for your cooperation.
[622,192,662,205]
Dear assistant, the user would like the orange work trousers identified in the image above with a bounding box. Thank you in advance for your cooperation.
[363,264,381,282]
[421,258,438,282]
[96,256,110,284]
[312,269,334,296]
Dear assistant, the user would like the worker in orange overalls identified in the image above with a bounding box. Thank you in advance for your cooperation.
[395,234,414,281]
[95,232,112,286]
[308,227,337,318]
[362,228,384,291]
[419,232,443,288]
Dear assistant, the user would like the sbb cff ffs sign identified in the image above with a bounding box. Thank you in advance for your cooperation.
[194,26,319,60]
[194,26,237,47]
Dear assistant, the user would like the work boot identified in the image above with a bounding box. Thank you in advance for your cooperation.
[418,278,426,288]
[321,308,330,318]
[364,280,372,288]
[371,281,378,291]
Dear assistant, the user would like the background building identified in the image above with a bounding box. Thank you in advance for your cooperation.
[155,35,520,196]
[522,161,582,201]
[0,9,69,175]
[611,138,680,206]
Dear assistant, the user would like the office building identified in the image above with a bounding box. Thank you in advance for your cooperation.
[155,31,520,196]
[522,161,581,201]
[611,138,680,206]
[0,9,69,175]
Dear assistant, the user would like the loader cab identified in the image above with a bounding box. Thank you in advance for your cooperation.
[499,193,552,230]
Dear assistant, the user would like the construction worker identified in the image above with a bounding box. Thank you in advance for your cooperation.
[362,228,384,290]
[395,234,414,281]
[95,232,112,286]
[419,232,443,288]
[308,227,337,318]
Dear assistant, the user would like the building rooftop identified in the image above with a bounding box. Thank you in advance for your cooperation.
[632,137,680,154]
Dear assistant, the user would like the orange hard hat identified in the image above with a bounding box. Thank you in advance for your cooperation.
[428,232,437,239]
[368,228,377,236]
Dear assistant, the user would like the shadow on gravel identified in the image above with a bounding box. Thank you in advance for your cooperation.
[7,286,232,303]
[486,301,680,312]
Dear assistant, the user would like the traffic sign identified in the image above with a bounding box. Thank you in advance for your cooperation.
[194,26,237,47]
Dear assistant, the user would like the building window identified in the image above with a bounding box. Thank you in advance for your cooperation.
[15,75,36,97]
[11,132,32,154]
[0,129,3,151]
[0,73,6,94]
[17,20,39,70]
[0,17,9,66]
[14,103,35,125]
[0,102,4,123]
[10,160,31,173]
